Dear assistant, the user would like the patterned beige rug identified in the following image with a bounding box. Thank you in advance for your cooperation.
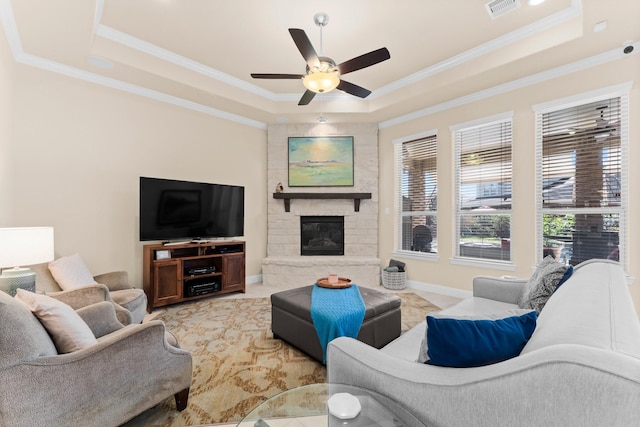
[123,292,439,426]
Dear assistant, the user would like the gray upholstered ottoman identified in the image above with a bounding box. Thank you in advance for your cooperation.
[271,285,401,362]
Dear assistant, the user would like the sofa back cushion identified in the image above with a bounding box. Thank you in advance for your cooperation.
[0,291,57,369]
[521,260,640,358]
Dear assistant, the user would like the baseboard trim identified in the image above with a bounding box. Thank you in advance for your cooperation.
[246,274,262,285]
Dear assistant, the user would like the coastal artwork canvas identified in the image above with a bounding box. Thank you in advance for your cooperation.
[288,136,354,187]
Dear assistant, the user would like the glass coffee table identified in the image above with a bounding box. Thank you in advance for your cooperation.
[237,383,425,427]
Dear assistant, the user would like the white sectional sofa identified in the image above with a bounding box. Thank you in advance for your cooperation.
[327,259,640,426]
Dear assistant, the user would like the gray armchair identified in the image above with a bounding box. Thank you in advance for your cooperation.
[0,290,192,427]
[29,262,147,325]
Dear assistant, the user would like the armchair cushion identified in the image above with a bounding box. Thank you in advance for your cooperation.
[76,301,125,338]
[0,291,57,369]
[94,271,132,292]
[15,289,97,354]
[47,284,134,326]
[47,253,97,290]
[110,288,147,323]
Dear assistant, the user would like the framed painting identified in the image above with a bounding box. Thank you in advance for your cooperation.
[288,136,354,187]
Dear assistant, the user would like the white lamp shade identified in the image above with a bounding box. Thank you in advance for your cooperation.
[0,227,55,268]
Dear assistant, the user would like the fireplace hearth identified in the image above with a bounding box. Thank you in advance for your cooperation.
[300,216,344,256]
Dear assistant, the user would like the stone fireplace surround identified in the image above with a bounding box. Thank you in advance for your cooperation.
[262,123,381,288]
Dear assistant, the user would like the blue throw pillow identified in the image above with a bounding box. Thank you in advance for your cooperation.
[426,311,538,368]
[555,265,574,289]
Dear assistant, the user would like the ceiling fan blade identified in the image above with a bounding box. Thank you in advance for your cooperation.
[289,28,320,68]
[337,47,390,75]
[251,73,304,79]
[298,90,316,106]
[337,80,372,98]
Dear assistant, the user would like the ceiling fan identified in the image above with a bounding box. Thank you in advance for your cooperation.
[583,105,620,139]
[251,13,390,106]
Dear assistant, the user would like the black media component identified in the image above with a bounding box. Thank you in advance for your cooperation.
[139,176,245,241]
[184,281,221,297]
[184,266,216,276]
[215,246,243,254]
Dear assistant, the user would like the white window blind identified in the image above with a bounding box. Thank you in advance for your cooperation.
[453,114,512,262]
[395,133,437,254]
[536,94,626,266]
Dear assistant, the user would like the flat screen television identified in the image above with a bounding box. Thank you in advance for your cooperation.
[139,176,244,241]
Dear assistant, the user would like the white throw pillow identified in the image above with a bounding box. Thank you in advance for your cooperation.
[15,289,97,354]
[417,309,535,363]
[48,253,98,290]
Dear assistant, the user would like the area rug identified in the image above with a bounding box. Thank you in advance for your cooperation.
[123,292,439,426]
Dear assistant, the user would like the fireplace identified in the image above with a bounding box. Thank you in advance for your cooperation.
[300,216,344,256]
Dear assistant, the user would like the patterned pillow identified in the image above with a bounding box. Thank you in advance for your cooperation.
[519,256,568,312]
[48,253,98,290]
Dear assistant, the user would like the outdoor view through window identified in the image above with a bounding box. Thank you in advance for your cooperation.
[540,96,623,266]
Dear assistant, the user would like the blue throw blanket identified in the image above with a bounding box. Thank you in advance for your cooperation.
[310,283,366,364]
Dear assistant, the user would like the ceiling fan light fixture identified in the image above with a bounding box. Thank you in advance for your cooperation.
[303,71,340,93]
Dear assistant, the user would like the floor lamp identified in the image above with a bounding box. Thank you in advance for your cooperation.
[0,227,54,296]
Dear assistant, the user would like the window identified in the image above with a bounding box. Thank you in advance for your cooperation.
[394,131,438,255]
[452,113,513,264]
[535,87,628,266]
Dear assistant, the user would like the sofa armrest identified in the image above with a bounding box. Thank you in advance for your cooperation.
[0,321,192,427]
[94,271,132,292]
[76,301,124,337]
[47,285,133,325]
[327,337,640,427]
[472,276,527,305]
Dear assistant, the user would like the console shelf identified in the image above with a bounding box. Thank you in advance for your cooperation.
[142,241,245,312]
[273,192,372,212]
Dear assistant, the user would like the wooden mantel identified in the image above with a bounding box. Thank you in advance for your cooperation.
[273,192,372,212]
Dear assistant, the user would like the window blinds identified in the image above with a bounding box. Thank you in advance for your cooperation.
[395,134,438,254]
[541,97,622,209]
[538,95,626,266]
[400,136,437,213]
[456,119,512,210]
[453,116,512,262]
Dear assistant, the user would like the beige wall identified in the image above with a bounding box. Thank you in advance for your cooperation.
[0,27,14,223]
[2,21,639,312]
[5,62,267,285]
[378,55,640,311]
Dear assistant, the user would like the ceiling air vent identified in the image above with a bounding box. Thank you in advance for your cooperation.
[485,0,521,19]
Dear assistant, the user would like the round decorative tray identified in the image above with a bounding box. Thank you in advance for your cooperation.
[316,277,352,289]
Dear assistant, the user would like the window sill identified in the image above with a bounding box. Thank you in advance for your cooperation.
[450,256,516,271]
[392,250,439,262]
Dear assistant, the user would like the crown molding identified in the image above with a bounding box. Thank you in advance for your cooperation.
[91,0,582,104]
[0,0,266,129]
[0,0,22,57]
[13,51,267,129]
[95,24,276,101]
[1,0,630,130]
[379,44,633,129]
[371,0,582,99]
